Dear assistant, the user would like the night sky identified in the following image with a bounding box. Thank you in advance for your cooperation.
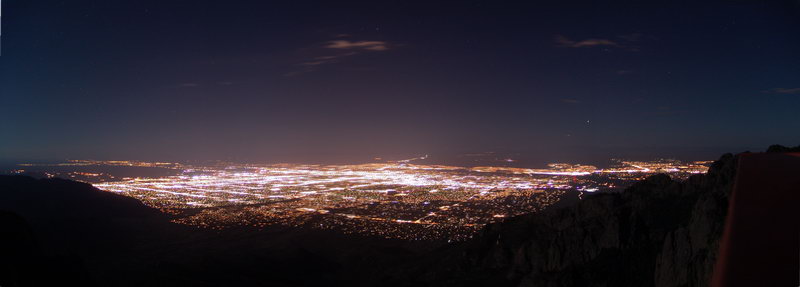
[2,0,799,163]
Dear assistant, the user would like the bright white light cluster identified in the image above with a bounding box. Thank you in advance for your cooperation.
[95,163,553,209]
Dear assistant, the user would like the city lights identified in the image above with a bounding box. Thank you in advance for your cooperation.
[75,158,710,241]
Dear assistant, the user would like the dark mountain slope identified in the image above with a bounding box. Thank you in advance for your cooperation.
[0,176,175,286]
[0,176,433,286]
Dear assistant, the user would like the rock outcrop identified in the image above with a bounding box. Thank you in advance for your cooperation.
[393,153,739,287]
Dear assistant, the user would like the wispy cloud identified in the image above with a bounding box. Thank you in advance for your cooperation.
[555,35,619,48]
[556,34,643,51]
[325,40,389,51]
[287,38,392,76]
[764,87,800,94]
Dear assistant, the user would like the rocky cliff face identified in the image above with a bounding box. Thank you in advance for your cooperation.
[395,153,738,287]
[653,154,737,287]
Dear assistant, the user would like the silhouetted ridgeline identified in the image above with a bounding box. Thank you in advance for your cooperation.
[385,151,742,287]
[766,144,800,153]
[0,176,169,286]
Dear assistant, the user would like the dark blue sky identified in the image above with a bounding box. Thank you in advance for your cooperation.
[1,0,799,163]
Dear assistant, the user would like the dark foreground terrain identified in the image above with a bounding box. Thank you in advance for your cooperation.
[0,175,440,286]
[4,147,793,286]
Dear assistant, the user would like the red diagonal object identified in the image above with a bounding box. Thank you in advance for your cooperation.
[712,152,800,287]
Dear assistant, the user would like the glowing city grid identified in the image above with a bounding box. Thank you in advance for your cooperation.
[17,158,711,241]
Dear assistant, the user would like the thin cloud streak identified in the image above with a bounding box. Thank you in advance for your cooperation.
[555,34,643,51]
[555,35,619,48]
[764,87,800,94]
[326,40,389,51]
[287,39,392,76]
